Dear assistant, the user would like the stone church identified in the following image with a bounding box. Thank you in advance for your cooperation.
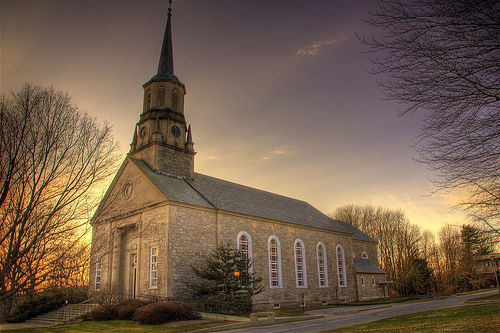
[90,5,386,310]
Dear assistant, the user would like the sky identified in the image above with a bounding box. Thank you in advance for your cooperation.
[1,0,468,234]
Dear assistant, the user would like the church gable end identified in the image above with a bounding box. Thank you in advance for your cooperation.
[92,158,168,224]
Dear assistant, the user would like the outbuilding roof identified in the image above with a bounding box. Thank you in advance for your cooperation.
[353,258,386,274]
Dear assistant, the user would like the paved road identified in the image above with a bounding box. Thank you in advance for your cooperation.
[226,289,497,333]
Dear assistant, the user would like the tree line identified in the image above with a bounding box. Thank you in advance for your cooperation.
[331,204,498,297]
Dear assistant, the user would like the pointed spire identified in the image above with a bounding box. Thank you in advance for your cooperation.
[156,0,176,79]
[155,114,161,133]
[130,125,138,151]
[147,0,182,84]
[152,113,163,142]
[186,124,194,151]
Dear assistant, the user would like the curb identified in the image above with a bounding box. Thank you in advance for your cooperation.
[193,314,324,332]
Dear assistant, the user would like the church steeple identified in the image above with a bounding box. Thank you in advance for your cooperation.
[129,0,195,179]
[157,3,174,77]
[152,0,180,83]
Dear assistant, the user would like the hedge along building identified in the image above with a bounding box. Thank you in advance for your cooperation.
[89,3,387,309]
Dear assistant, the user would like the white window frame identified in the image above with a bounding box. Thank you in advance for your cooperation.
[317,242,328,287]
[95,258,101,291]
[361,277,365,286]
[237,231,253,273]
[371,277,376,286]
[149,246,158,289]
[362,251,368,259]
[268,236,282,288]
[294,239,307,288]
[337,245,347,287]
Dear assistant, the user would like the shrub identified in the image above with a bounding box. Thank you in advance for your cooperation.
[116,299,150,320]
[133,301,200,325]
[85,305,118,321]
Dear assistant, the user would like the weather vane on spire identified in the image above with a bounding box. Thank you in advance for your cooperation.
[168,0,172,17]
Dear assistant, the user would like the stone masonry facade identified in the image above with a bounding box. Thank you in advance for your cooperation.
[91,195,385,309]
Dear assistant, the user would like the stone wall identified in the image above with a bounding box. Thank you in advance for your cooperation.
[355,273,386,300]
[91,201,384,309]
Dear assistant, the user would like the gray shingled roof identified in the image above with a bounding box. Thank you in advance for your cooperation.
[129,157,376,242]
[128,157,214,209]
[353,258,386,274]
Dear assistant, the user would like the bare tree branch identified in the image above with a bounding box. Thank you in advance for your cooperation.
[0,83,120,321]
[360,0,500,233]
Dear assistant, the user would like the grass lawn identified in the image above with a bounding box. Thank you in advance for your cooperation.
[2,320,230,333]
[324,303,500,333]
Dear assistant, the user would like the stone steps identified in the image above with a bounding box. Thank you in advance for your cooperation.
[24,303,99,326]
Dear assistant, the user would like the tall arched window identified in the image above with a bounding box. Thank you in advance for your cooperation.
[157,87,165,108]
[237,231,253,265]
[294,239,307,288]
[268,236,282,288]
[317,242,328,287]
[336,245,347,287]
[171,88,178,111]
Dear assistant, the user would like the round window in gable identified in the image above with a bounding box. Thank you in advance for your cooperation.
[123,182,133,199]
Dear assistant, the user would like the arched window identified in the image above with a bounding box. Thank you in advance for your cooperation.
[146,89,151,110]
[294,239,307,288]
[157,87,165,108]
[237,231,253,261]
[172,88,178,111]
[362,251,368,259]
[268,236,282,288]
[337,245,347,287]
[317,242,328,287]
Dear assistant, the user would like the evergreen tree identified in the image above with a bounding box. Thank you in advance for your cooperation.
[189,242,263,298]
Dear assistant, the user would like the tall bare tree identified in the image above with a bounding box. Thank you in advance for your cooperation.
[361,0,500,234]
[0,83,120,321]
[332,205,431,296]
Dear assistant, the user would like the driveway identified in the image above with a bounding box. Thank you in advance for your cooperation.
[224,289,497,333]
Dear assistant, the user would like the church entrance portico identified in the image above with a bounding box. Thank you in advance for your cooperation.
[118,227,139,298]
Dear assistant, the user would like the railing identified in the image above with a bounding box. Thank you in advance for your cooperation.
[120,293,174,303]
[59,298,99,323]
[57,293,176,323]
[202,300,251,316]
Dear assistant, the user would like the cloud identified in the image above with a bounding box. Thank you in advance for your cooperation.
[261,150,295,161]
[297,37,349,55]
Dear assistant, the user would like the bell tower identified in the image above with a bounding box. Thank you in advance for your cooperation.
[129,0,195,179]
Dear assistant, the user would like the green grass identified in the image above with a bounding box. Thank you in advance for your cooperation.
[2,320,230,333]
[323,303,500,333]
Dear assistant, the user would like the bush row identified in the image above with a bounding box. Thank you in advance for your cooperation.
[84,299,200,325]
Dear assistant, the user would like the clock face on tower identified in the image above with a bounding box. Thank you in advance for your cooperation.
[140,126,147,138]
[171,126,181,138]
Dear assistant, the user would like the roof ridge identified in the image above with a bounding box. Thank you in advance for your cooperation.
[184,177,218,209]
